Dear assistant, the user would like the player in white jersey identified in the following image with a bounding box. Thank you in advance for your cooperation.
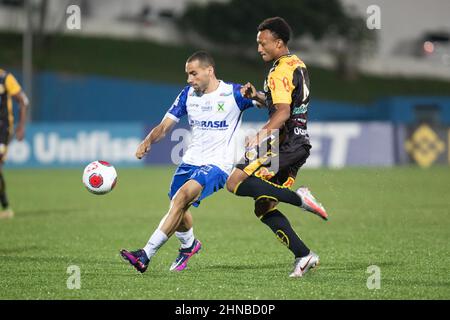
[120,51,254,273]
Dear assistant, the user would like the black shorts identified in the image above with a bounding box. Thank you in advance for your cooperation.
[0,122,11,161]
[235,143,311,188]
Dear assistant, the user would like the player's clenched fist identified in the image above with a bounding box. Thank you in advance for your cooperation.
[136,140,151,159]
[240,82,257,99]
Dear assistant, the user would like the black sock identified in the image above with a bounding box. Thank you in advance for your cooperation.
[260,209,310,258]
[235,176,302,206]
[0,172,8,209]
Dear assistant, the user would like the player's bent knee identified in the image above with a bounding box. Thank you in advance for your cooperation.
[254,199,277,218]
[172,189,193,210]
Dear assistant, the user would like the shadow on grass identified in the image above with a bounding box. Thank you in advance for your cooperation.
[0,245,43,255]
[382,278,450,289]
[14,208,85,218]
[326,260,404,271]
[0,254,170,280]
[200,262,283,271]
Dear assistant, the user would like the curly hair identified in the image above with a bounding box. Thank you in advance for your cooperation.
[257,17,292,44]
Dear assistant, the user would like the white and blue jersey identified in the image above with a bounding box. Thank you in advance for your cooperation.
[165,80,254,175]
[165,80,254,206]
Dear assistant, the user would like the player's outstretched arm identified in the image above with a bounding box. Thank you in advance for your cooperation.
[241,82,266,107]
[136,117,177,159]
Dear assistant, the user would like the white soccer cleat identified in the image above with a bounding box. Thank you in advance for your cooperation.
[289,251,320,278]
[0,208,14,219]
[296,186,328,221]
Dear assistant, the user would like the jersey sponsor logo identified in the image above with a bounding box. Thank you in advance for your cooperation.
[200,101,212,111]
[189,119,229,129]
[219,91,232,97]
[294,127,308,136]
[217,102,225,112]
[286,58,301,67]
[292,104,308,115]
[294,118,307,124]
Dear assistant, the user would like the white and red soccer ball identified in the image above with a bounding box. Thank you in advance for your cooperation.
[82,160,117,195]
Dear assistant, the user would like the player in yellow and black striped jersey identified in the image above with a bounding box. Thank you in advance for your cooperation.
[226,17,328,277]
[237,54,312,185]
[265,54,310,148]
[0,69,29,219]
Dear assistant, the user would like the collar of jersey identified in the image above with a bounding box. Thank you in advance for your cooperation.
[272,53,292,67]
[193,80,223,97]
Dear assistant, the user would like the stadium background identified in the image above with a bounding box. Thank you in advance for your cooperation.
[0,0,449,300]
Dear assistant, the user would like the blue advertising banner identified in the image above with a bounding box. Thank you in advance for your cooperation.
[306,122,396,168]
[6,123,144,168]
[5,122,397,168]
[145,122,396,168]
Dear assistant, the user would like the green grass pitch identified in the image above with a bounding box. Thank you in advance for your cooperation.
[0,166,449,299]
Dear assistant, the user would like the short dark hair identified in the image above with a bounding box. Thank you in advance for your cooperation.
[257,17,292,44]
[186,51,215,68]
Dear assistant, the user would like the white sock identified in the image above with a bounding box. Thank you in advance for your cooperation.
[175,228,195,249]
[143,229,168,259]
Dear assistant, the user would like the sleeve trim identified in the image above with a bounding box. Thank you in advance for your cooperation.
[164,112,180,123]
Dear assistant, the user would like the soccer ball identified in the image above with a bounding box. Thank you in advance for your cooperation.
[82,160,117,195]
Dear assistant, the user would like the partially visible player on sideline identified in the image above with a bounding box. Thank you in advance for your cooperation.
[225,17,328,277]
[0,69,29,219]
[120,51,255,273]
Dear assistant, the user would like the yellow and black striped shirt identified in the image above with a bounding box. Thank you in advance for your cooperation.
[0,69,21,134]
[263,54,311,149]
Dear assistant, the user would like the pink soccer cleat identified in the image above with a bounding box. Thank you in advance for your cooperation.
[296,186,328,221]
